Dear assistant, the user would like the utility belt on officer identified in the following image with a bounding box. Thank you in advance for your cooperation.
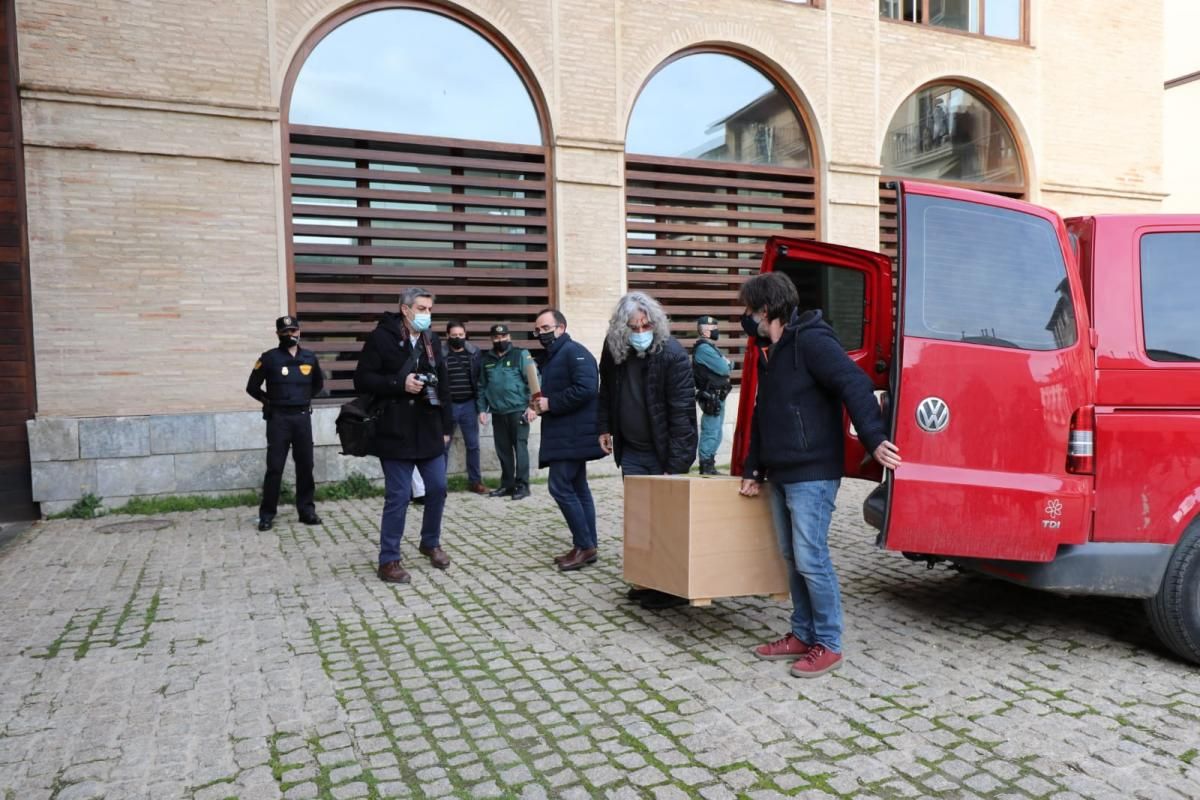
[271,405,311,415]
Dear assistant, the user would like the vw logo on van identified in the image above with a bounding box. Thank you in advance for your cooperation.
[915,397,950,433]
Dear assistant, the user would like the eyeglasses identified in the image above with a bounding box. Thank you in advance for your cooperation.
[627,321,654,333]
[533,323,558,334]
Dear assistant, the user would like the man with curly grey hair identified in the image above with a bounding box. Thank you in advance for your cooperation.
[597,292,698,608]
[597,292,697,476]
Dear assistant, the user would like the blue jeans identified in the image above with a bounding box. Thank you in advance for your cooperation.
[768,479,843,652]
[620,445,664,476]
[446,399,481,484]
[379,456,447,564]
[548,461,597,550]
[699,405,724,461]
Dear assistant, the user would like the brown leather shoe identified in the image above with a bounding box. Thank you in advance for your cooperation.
[377,560,410,584]
[419,545,451,569]
[557,548,597,571]
[553,547,579,565]
[469,482,490,495]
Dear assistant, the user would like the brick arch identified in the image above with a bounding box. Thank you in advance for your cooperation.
[621,28,827,169]
[277,1,557,398]
[877,74,1032,260]
[274,0,556,117]
[879,70,1035,192]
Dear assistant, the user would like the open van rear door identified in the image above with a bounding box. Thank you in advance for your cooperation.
[881,182,1095,562]
[732,236,893,481]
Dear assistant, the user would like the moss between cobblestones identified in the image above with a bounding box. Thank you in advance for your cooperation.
[184,774,236,796]
[1182,748,1197,764]
[31,559,161,660]
[49,474,552,520]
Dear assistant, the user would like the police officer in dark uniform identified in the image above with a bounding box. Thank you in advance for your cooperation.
[246,315,325,531]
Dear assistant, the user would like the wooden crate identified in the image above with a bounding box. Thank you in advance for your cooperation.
[623,475,789,605]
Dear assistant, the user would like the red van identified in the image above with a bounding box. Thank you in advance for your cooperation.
[732,181,1200,664]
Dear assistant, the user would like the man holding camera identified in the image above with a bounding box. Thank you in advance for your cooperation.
[693,315,732,475]
[354,287,453,584]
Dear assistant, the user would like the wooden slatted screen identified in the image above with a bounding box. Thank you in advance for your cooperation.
[625,154,818,382]
[288,125,551,398]
[0,1,34,519]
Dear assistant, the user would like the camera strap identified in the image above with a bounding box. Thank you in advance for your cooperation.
[420,332,437,368]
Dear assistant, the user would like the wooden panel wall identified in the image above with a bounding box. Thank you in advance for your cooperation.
[287,125,552,397]
[625,154,818,382]
[0,0,35,520]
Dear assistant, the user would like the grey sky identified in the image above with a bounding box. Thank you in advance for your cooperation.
[290,9,541,144]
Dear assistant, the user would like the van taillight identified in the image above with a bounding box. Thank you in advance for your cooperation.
[1068,406,1095,474]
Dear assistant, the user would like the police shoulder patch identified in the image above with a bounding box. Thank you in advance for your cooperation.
[254,359,262,370]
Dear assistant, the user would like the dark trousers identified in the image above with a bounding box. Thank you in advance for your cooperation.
[548,460,597,550]
[620,445,664,476]
[446,398,481,484]
[260,409,315,519]
[379,456,447,564]
[492,411,530,490]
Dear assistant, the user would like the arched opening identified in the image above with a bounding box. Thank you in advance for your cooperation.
[625,49,820,383]
[879,80,1025,258]
[282,4,553,397]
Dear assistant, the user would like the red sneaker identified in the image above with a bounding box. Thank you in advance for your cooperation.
[752,633,811,661]
[789,644,843,678]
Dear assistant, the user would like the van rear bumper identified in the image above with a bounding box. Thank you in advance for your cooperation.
[955,543,1174,599]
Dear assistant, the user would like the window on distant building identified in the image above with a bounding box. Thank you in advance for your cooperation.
[880,0,1025,42]
[878,81,1024,259]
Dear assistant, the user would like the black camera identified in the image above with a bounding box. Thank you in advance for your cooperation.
[415,372,440,406]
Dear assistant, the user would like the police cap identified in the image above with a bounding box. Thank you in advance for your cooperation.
[696,315,719,326]
[489,323,510,335]
[276,315,300,333]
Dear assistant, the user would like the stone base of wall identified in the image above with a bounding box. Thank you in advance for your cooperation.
[27,405,738,516]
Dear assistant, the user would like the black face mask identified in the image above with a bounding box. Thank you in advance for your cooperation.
[740,314,772,347]
[707,329,720,342]
[493,341,511,354]
[537,330,558,349]
[740,314,761,338]
[279,334,299,348]
[448,337,466,350]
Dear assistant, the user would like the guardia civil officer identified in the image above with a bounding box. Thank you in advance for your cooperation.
[693,315,732,475]
[246,315,325,531]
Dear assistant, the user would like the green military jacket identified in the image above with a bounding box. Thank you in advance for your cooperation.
[478,346,534,415]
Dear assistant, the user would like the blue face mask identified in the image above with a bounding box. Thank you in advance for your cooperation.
[629,331,654,352]
[411,313,431,332]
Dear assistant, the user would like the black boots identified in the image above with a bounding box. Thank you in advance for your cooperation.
[699,459,719,475]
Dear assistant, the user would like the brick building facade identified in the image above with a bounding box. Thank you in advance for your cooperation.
[11,0,1167,514]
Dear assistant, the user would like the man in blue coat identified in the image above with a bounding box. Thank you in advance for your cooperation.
[531,308,606,571]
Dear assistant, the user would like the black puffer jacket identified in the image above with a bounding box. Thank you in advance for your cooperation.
[597,336,697,474]
[353,312,452,461]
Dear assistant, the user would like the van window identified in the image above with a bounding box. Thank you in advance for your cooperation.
[904,195,1076,350]
[779,259,865,350]
[1141,232,1200,362]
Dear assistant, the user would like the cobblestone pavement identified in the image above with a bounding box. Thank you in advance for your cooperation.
[2,476,1199,800]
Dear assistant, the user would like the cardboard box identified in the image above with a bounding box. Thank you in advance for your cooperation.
[623,475,789,605]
